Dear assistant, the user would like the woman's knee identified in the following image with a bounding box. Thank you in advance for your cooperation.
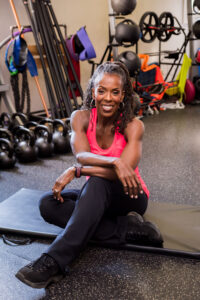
[38,191,54,220]
[80,177,112,210]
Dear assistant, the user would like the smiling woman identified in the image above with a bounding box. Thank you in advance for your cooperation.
[15,61,163,289]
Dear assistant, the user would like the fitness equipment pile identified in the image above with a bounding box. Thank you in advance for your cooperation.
[22,0,83,119]
[0,112,71,169]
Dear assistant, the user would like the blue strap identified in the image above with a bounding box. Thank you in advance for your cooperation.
[5,39,17,74]
[27,50,38,77]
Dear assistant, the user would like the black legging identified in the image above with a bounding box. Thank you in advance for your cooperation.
[39,177,148,273]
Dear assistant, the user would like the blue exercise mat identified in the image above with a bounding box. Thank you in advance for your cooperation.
[0,188,199,259]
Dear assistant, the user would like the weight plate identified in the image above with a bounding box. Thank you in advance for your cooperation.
[139,11,159,43]
[158,12,174,42]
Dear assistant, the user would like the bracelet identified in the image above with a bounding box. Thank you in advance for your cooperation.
[74,165,83,178]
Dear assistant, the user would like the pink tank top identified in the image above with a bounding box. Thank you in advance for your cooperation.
[86,108,149,198]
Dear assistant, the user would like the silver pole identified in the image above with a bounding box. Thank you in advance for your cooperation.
[108,0,118,60]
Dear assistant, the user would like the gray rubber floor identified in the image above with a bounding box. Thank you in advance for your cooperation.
[0,104,200,300]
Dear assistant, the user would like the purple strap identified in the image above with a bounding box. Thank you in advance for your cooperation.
[13,27,32,38]
[76,27,96,61]
[66,35,79,61]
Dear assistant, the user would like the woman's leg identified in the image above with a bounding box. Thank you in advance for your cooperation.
[45,177,115,272]
[39,189,80,228]
[92,179,148,243]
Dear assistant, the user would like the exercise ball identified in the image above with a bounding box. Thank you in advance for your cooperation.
[184,79,195,104]
[117,51,141,77]
[115,19,140,45]
[111,0,137,15]
[192,20,200,39]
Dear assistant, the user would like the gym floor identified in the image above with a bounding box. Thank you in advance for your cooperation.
[1,104,200,300]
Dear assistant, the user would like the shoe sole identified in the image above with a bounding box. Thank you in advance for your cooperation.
[15,271,64,289]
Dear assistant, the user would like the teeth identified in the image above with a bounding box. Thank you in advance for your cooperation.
[102,105,112,111]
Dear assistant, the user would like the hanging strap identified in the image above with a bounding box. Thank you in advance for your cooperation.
[76,27,96,61]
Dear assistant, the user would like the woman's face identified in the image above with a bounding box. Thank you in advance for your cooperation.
[92,73,124,117]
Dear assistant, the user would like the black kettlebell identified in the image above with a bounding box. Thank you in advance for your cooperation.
[0,112,12,130]
[11,113,29,131]
[0,138,16,169]
[25,121,38,136]
[34,124,54,158]
[15,127,38,163]
[0,128,14,143]
[52,119,71,154]
[39,118,53,133]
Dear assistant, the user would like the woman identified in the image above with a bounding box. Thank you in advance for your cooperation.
[15,61,163,289]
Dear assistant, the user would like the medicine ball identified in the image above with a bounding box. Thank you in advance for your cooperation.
[193,75,200,99]
[115,19,140,46]
[111,0,137,15]
[184,79,195,104]
[117,51,141,77]
[193,0,200,12]
[192,20,200,39]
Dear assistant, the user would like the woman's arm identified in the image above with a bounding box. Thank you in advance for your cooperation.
[113,118,145,197]
[52,110,118,202]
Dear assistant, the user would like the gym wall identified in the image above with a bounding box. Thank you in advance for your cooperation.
[0,0,188,114]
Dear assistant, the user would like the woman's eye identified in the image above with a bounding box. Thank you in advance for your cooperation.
[98,89,104,94]
[113,90,120,95]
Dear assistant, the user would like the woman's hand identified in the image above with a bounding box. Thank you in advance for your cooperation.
[113,158,143,198]
[52,166,76,203]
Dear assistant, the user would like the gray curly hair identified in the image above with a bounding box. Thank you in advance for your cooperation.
[82,61,138,133]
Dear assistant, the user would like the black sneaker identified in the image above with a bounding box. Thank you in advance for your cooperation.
[126,212,163,247]
[15,254,64,289]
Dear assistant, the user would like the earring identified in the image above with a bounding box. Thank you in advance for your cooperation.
[119,101,124,111]
[90,99,96,108]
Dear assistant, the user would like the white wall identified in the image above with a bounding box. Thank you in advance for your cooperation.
[0,0,195,114]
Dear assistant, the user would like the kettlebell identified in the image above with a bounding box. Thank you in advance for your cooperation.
[0,112,12,130]
[25,121,38,136]
[0,128,14,143]
[52,119,71,154]
[0,138,16,169]
[11,112,29,131]
[34,124,54,158]
[39,118,53,133]
[15,127,38,163]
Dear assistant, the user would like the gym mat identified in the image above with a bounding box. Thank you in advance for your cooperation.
[0,188,199,259]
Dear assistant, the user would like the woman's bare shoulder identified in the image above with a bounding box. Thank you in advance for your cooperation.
[124,117,145,140]
[70,109,91,130]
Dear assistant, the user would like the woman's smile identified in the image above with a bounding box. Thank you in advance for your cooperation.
[102,104,114,112]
